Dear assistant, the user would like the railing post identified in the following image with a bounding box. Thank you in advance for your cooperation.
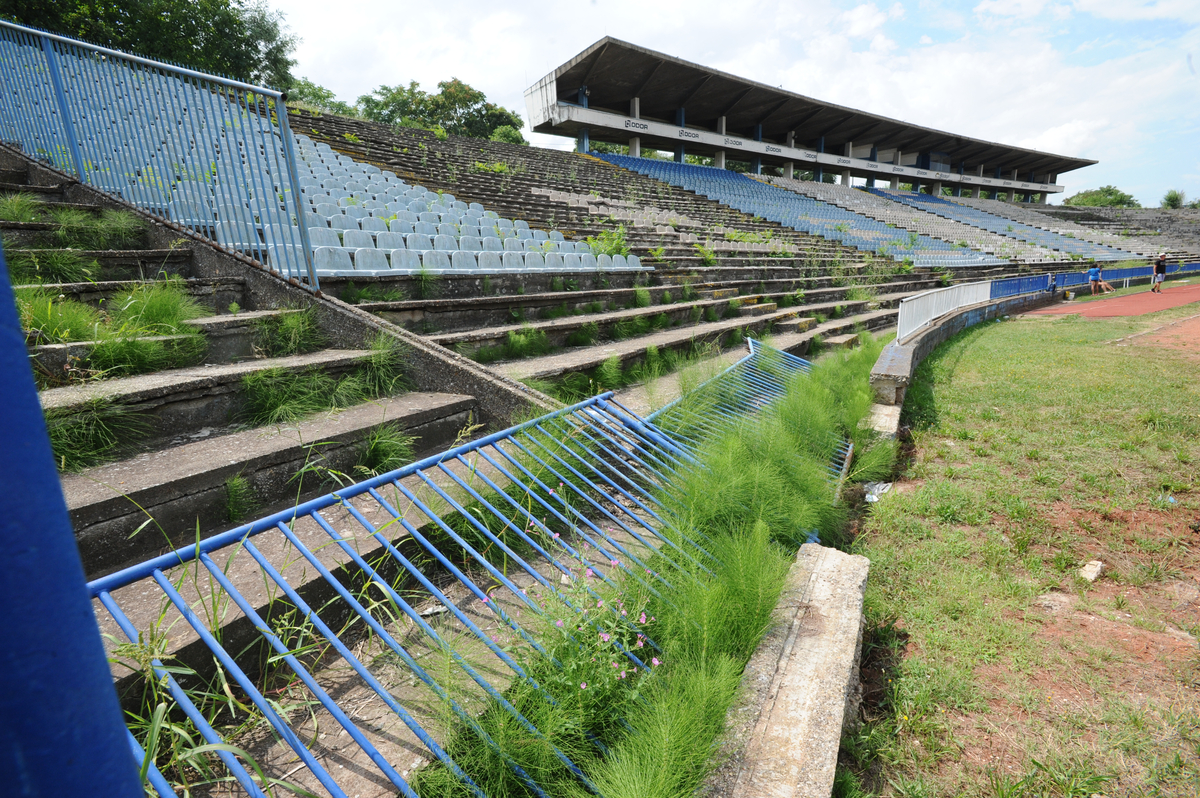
[275,97,318,288]
[37,35,86,181]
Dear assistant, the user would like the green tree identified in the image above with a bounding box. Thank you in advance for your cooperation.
[1161,189,1186,209]
[490,125,527,145]
[289,78,359,117]
[0,0,297,88]
[1062,185,1141,208]
[356,78,522,139]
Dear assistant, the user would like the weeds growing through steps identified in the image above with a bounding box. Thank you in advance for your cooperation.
[471,326,555,364]
[586,225,630,257]
[241,333,408,426]
[45,398,149,471]
[254,306,326,357]
[7,247,98,283]
[224,474,258,523]
[47,206,145,249]
[0,191,42,222]
[339,281,406,305]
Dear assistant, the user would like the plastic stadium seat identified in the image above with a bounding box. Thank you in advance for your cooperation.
[422,251,452,273]
[329,215,358,231]
[532,230,549,241]
[497,218,514,229]
[429,203,447,214]
[452,251,477,270]
[437,223,459,236]
[308,227,342,248]
[434,234,458,252]
[344,206,369,220]
[354,248,391,271]
[562,253,582,270]
[501,251,523,271]
[597,254,612,270]
[611,254,628,270]
[167,200,213,230]
[314,246,352,272]
[515,229,533,240]
[477,251,502,272]
[392,249,420,272]
[414,222,437,236]
[503,238,523,253]
[549,231,565,242]
[418,212,439,224]
[315,203,341,217]
[389,221,414,237]
[406,233,433,252]
[360,216,388,233]
[267,244,307,272]
[628,255,644,270]
[376,231,406,250]
[544,252,565,272]
[343,229,374,249]
[459,225,480,238]
[514,220,530,230]
[455,236,480,253]
[482,237,503,252]
[523,240,543,253]
[395,211,418,224]
[215,221,261,252]
[407,201,427,213]
[469,202,485,212]
[580,254,599,270]
[525,252,546,271]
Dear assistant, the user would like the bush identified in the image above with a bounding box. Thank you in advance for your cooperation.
[490,125,527,145]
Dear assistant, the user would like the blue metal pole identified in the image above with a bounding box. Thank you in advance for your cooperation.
[0,245,143,797]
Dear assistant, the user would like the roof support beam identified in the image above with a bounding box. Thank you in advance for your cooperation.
[719,88,754,118]
[578,42,610,87]
[677,74,712,108]
[632,59,665,98]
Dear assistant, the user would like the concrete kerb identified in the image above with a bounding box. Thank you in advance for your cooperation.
[704,543,869,798]
[867,290,1059,437]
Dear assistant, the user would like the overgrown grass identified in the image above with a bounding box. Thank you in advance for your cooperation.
[224,474,258,523]
[254,305,326,357]
[840,311,1200,796]
[414,333,895,797]
[241,333,408,426]
[7,248,98,283]
[47,206,144,249]
[0,192,42,223]
[340,281,406,305]
[45,398,149,471]
[472,326,555,364]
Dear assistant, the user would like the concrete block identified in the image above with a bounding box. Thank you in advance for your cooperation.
[1079,560,1105,582]
[705,544,869,798]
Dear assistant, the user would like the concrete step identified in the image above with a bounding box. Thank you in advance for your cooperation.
[40,348,375,451]
[821,333,861,349]
[7,247,193,281]
[16,276,247,313]
[27,309,300,375]
[67,392,477,579]
[739,301,778,317]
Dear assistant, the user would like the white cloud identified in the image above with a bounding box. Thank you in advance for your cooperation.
[267,0,1200,204]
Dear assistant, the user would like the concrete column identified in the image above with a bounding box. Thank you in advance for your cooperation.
[752,157,762,175]
[930,180,942,196]
[630,97,640,118]
[786,131,795,148]
[675,144,685,163]
[578,127,590,153]
[815,136,825,183]
[783,162,794,179]
[841,141,853,184]
[1037,192,1048,204]
[715,116,726,169]
[841,169,852,185]
[629,137,640,158]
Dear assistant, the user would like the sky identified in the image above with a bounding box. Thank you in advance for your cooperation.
[267,0,1200,207]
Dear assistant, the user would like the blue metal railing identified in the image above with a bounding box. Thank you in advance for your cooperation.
[0,19,317,288]
[989,273,1051,299]
[87,339,832,797]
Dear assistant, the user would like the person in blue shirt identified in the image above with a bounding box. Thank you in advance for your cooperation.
[1087,264,1102,295]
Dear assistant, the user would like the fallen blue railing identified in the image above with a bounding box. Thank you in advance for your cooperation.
[88,339,838,798]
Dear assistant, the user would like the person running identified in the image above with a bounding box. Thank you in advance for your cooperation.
[1087,263,1102,295]
[1151,253,1168,293]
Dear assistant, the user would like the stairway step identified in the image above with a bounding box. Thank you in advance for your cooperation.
[739,301,778,316]
[66,392,476,579]
[41,348,374,450]
[822,333,861,349]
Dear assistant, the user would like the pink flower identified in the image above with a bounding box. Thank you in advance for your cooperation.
[580,682,587,689]
[480,595,490,603]
[599,632,610,642]
[596,599,603,608]
[548,489,555,495]
[652,657,661,667]
[621,609,627,616]
[610,559,619,567]
[555,619,564,628]
[639,612,646,624]
[636,638,644,648]
[585,568,595,578]
[611,662,618,668]
[552,532,560,539]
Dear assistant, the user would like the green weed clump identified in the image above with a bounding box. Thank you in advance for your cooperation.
[586,225,630,257]
[7,248,98,283]
[224,474,258,523]
[48,207,145,249]
[633,287,651,308]
[254,306,326,357]
[242,334,407,426]
[17,288,103,343]
[45,398,148,471]
[565,321,599,347]
[0,192,42,223]
[340,281,405,304]
[473,326,555,363]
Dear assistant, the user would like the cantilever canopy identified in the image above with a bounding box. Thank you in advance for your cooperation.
[534,37,1095,178]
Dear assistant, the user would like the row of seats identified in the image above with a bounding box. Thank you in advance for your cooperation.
[873,189,1137,261]
[273,245,644,276]
[598,155,1008,269]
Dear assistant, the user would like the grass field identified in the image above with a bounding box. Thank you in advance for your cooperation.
[839,304,1200,797]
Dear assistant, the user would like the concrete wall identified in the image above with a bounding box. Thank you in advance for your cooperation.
[869,290,1057,411]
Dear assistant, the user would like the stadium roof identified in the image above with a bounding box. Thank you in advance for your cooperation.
[531,38,1096,177]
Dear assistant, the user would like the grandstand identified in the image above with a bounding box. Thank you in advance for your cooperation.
[868,188,1139,262]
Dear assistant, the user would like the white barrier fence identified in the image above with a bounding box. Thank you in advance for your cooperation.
[897,281,991,342]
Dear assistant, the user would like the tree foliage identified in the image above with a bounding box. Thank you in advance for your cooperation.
[356,78,523,139]
[1161,189,1186,209]
[489,125,527,145]
[289,77,358,117]
[0,0,297,88]
[1062,185,1141,208]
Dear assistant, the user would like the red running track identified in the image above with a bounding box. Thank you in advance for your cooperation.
[1029,280,1200,317]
